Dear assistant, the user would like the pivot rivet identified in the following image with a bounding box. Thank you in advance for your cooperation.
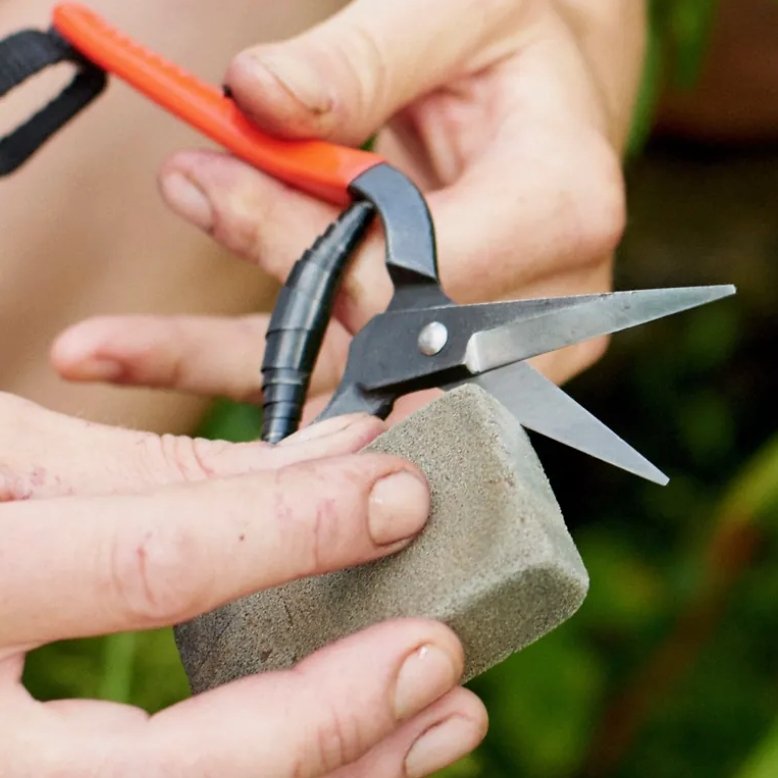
[418,321,448,356]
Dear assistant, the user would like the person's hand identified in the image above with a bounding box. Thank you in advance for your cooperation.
[0,393,486,776]
[50,0,645,414]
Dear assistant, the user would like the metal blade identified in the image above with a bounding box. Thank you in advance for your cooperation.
[465,285,736,375]
[358,295,608,392]
[447,361,669,485]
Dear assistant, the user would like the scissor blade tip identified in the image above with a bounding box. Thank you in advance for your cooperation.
[698,283,737,298]
[602,455,669,485]
[661,284,736,298]
[621,461,669,485]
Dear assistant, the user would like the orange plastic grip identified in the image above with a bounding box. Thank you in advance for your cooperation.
[51,3,382,204]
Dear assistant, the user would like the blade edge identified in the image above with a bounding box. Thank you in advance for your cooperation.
[450,362,669,485]
[465,285,736,375]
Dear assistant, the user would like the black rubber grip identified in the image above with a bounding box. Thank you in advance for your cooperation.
[0,29,106,176]
[261,202,375,443]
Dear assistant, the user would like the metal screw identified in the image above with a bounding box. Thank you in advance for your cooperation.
[418,321,448,356]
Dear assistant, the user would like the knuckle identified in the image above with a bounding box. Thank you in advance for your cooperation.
[278,468,337,573]
[109,522,210,624]
[274,462,365,573]
[209,194,263,259]
[153,434,215,484]
[330,22,388,131]
[286,678,366,776]
[312,701,364,773]
[569,154,626,262]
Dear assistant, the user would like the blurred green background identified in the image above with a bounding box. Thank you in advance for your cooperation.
[22,2,778,775]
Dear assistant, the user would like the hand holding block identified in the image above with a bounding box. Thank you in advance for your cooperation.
[175,385,588,692]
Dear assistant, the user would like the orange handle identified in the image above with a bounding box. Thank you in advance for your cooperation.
[52,3,382,204]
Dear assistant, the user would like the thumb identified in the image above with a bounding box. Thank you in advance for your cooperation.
[225,0,524,145]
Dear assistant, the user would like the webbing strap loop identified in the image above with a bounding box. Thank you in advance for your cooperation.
[0,29,106,175]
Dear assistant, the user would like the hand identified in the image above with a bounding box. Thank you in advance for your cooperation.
[0,393,486,776]
[50,0,645,413]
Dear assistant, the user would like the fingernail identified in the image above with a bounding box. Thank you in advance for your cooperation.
[250,53,333,115]
[368,470,429,545]
[161,171,213,231]
[394,644,460,721]
[70,357,124,382]
[405,716,481,778]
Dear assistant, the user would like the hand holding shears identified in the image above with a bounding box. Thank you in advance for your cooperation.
[0,4,735,483]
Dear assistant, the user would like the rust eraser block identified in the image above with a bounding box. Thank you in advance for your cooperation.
[175,384,589,692]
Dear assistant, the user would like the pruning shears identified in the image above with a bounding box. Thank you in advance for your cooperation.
[0,4,736,483]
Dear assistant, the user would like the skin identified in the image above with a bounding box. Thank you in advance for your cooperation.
[0,397,487,776]
[45,0,647,416]
[0,0,650,774]
[3,0,776,773]
[0,0,343,432]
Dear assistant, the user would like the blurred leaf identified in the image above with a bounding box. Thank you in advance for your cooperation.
[681,304,741,372]
[435,754,485,778]
[627,18,665,157]
[24,630,188,712]
[196,398,262,442]
[468,626,604,777]
[717,433,778,527]
[736,720,778,778]
[649,0,720,85]
[24,637,107,701]
[577,528,666,633]
[126,629,190,713]
[666,0,720,87]
[629,0,722,155]
[98,632,138,703]
[678,390,735,466]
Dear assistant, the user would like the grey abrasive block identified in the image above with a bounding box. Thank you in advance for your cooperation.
[175,385,588,692]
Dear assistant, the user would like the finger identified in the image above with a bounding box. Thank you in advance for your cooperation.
[159,149,612,385]
[339,24,625,323]
[156,150,608,394]
[332,689,487,778]
[0,391,385,501]
[0,452,430,646]
[158,149,394,331]
[52,313,350,403]
[157,148,340,283]
[224,0,527,145]
[325,21,625,328]
[148,620,470,778]
[158,123,621,338]
[12,621,481,778]
[303,390,445,431]
[158,148,613,404]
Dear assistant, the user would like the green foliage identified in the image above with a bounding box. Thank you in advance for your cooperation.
[651,0,720,88]
[628,0,721,155]
[24,629,189,713]
[195,396,263,441]
[737,720,778,778]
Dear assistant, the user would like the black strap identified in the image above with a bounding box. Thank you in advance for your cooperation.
[0,29,107,176]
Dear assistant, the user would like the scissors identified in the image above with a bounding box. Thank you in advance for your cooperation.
[0,4,736,483]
